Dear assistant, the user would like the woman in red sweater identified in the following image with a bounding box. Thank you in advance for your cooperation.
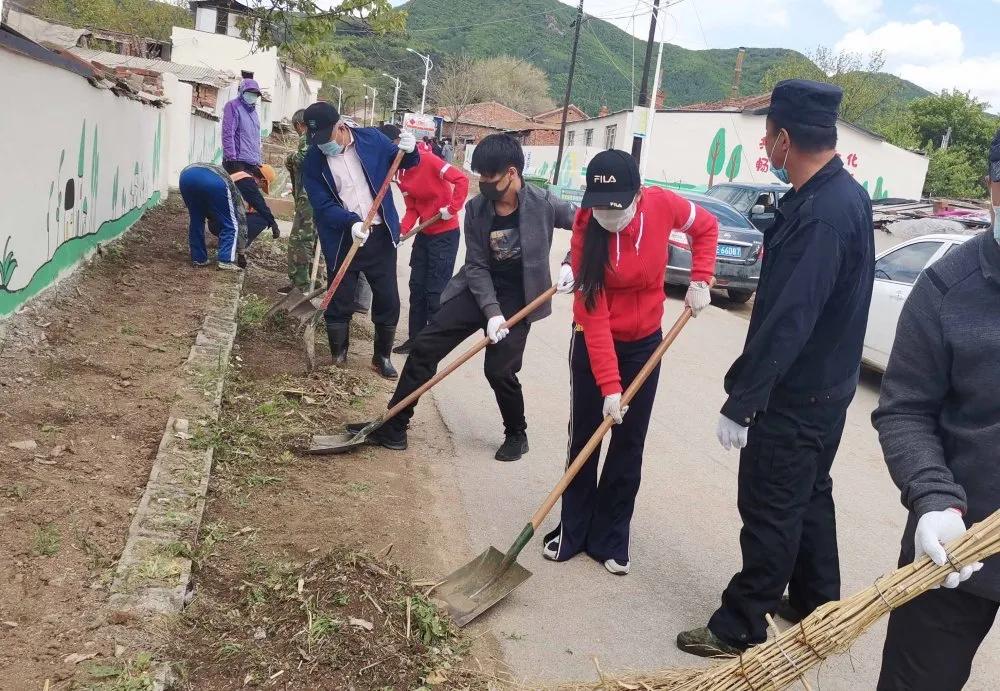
[543,150,719,574]
[379,125,470,354]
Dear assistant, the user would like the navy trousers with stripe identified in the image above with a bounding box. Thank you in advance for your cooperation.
[179,166,239,264]
[547,328,662,564]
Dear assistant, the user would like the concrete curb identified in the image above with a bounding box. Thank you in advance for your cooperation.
[109,273,243,614]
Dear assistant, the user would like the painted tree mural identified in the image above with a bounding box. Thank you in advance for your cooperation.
[725,144,743,182]
[1,236,17,289]
[706,128,726,187]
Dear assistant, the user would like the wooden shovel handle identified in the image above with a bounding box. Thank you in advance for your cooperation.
[381,285,559,422]
[399,213,443,243]
[319,149,407,311]
[307,239,322,292]
[528,307,692,530]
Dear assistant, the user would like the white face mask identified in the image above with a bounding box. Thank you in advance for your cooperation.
[592,198,637,233]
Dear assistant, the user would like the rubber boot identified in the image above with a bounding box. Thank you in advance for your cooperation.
[326,322,349,367]
[371,325,398,380]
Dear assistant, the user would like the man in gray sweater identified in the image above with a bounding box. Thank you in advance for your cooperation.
[872,229,998,690]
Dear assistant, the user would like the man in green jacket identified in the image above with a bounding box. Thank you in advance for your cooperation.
[286,109,317,291]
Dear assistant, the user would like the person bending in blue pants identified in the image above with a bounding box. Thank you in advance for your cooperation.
[179,163,279,270]
[179,162,249,270]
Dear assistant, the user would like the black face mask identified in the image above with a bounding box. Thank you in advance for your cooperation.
[479,173,512,201]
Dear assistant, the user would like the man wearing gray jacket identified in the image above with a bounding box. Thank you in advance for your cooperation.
[872,229,998,690]
[346,134,577,461]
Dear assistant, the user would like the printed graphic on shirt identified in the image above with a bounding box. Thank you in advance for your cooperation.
[490,209,521,269]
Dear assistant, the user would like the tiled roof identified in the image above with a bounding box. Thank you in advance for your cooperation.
[673,93,772,112]
[67,47,235,87]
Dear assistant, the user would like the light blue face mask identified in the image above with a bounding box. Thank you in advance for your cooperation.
[241,92,259,106]
[769,131,790,184]
[318,139,343,157]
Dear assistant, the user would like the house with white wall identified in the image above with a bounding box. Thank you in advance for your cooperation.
[545,95,930,200]
[171,0,321,133]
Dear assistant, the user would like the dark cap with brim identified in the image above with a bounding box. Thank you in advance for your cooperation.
[581,149,642,209]
[304,101,340,147]
[768,79,843,128]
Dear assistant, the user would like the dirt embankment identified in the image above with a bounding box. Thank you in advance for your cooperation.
[167,240,504,689]
[0,198,221,689]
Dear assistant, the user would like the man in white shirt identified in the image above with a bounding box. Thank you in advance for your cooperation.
[301,102,419,379]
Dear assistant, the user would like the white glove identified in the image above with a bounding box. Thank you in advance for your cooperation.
[486,315,509,344]
[439,206,453,221]
[716,414,749,450]
[602,393,628,425]
[398,131,416,153]
[915,509,984,589]
[351,221,369,246]
[685,280,712,317]
[556,263,575,294]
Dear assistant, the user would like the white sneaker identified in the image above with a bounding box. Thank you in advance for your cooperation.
[604,558,630,575]
[217,261,242,272]
[542,536,559,561]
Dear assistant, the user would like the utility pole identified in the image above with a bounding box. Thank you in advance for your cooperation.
[407,48,433,115]
[363,84,378,126]
[332,85,343,112]
[382,72,401,117]
[640,21,665,180]
[730,47,746,100]
[941,126,952,150]
[552,0,585,187]
[631,0,661,164]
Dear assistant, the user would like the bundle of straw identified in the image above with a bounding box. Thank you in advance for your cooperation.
[557,508,1000,691]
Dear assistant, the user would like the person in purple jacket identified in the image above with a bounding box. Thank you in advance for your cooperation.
[222,79,264,175]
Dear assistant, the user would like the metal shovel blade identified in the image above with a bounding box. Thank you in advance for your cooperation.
[307,420,382,455]
[266,287,310,319]
[433,547,532,627]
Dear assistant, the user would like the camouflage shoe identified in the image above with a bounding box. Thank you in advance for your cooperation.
[676,626,744,658]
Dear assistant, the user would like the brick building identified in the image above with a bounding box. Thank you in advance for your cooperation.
[436,101,589,147]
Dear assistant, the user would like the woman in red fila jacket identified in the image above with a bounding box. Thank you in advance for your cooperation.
[543,150,719,575]
[380,125,470,354]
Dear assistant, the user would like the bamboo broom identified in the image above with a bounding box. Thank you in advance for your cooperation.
[554,508,1000,691]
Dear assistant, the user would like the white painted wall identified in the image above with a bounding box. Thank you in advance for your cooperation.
[565,108,928,198]
[0,49,164,316]
[461,144,604,189]
[188,112,222,167]
[163,74,193,186]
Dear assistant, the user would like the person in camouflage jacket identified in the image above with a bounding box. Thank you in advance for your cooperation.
[286,110,318,290]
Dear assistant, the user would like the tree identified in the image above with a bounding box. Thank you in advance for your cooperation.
[906,90,995,156]
[706,128,726,187]
[476,56,555,115]
[923,146,985,199]
[725,144,743,182]
[432,55,487,140]
[762,47,898,125]
[33,0,192,43]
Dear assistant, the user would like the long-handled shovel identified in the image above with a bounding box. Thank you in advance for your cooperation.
[280,149,407,322]
[301,240,324,372]
[308,285,560,455]
[434,307,693,627]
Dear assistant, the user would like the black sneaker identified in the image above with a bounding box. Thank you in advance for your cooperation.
[676,626,744,658]
[775,595,806,624]
[542,535,560,561]
[495,432,528,462]
[366,425,407,450]
[392,339,413,355]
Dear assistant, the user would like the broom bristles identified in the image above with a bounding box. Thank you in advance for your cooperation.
[552,509,1000,691]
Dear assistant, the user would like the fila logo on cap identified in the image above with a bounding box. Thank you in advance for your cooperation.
[593,174,617,183]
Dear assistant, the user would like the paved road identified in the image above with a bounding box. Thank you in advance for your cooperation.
[393,219,1000,688]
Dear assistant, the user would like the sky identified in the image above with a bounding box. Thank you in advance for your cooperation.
[557,0,1000,110]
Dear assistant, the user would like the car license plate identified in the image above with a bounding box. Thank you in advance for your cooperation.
[717,244,743,258]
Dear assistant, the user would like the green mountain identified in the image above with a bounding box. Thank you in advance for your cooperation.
[333,0,931,118]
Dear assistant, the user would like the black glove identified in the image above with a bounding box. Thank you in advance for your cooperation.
[271,222,280,239]
[236,253,248,269]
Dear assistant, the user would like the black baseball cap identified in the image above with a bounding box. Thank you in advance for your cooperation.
[581,149,642,209]
[304,101,340,146]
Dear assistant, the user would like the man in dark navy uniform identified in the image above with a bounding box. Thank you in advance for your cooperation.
[677,79,875,656]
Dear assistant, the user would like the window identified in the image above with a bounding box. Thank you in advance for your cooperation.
[584,128,594,146]
[875,242,943,285]
[567,131,575,146]
[215,8,229,34]
[694,198,755,229]
[604,124,617,150]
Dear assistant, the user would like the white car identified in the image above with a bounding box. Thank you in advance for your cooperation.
[863,233,973,372]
